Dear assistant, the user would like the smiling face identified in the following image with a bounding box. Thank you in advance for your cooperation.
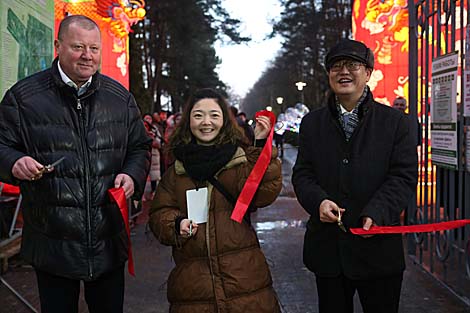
[328,58,372,109]
[54,22,101,87]
[190,98,224,144]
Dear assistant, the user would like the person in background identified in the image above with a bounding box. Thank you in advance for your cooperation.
[143,113,162,200]
[151,111,165,141]
[273,131,284,159]
[236,111,255,144]
[164,112,182,144]
[148,88,282,312]
[152,111,167,176]
[230,105,239,118]
[391,96,407,112]
[391,96,421,227]
[159,110,168,124]
[392,96,421,146]
[292,39,417,313]
[163,112,182,169]
[0,15,151,313]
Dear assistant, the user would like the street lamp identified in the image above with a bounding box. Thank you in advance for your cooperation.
[295,81,307,104]
[266,105,273,112]
[276,97,284,113]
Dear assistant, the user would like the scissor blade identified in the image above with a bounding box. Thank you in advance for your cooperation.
[49,156,66,168]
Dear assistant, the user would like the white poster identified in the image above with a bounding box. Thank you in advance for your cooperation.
[464,70,470,117]
[431,52,458,170]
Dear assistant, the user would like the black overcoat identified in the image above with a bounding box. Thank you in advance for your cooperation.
[292,91,418,279]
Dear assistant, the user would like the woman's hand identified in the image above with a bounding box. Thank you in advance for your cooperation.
[254,115,272,140]
[180,219,198,237]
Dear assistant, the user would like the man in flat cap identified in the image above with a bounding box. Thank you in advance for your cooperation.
[292,39,417,312]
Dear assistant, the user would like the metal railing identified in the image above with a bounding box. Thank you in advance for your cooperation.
[408,0,470,304]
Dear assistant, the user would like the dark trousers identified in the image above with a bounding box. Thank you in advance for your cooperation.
[316,273,403,313]
[35,265,125,313]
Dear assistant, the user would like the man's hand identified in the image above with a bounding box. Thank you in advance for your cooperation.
[361,216,376,238]
[319,199,345,223]
[12,156,44,181]
[114,174,135,199]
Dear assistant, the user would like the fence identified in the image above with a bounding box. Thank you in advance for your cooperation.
[408,0,470,304]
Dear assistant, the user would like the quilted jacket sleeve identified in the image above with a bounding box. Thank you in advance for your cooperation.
[148,169,187,246]
[0,89,27,184]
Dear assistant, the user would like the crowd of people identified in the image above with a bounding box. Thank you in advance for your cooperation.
[0,13,418,313]
[141,111,174,201]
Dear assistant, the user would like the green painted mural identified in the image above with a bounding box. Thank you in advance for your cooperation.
[0,0,54,98]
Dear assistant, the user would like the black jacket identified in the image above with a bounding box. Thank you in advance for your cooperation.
[0,59,152,280]
[292,91,418,279]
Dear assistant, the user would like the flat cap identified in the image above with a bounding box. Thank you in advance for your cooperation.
[325,39,374,71]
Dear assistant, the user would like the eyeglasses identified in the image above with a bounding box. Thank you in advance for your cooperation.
[330,60,365,72]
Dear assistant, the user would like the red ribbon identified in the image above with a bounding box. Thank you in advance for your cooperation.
[350,219,470,235]
[108,188,135,276]
[231,110,276,223]
[0,183,20,196]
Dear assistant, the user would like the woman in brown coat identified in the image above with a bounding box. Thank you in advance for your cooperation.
[148,88,282,313]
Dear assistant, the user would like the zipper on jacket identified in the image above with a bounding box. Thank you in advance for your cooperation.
[77,98,93,279]
[205,199,219,312]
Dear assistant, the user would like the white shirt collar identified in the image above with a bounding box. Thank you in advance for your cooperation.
[339,104,352,114]
[57,61,92,96]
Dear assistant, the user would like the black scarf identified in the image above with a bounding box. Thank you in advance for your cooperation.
[173,143,238,182]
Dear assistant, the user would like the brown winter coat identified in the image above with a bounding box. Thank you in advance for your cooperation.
[149,146,282,313]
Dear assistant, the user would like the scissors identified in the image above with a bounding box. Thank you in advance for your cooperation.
[41,156,66,174]
[337,209,347,233]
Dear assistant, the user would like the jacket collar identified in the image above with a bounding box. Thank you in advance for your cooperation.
[51,57,101,97]
[175,146,247,176]
[327,88,373,120]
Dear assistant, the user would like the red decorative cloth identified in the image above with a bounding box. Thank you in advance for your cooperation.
[108,188,135,276]
[350,219,470,235]
[231,110,276,223]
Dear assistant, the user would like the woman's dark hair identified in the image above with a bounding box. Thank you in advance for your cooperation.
[168,88,248,151]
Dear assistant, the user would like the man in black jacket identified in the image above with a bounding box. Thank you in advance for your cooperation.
[0,15,151,313]
[292,39,417,313]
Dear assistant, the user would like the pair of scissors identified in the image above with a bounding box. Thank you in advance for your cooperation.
[337,209,347,233]
[40,156,66,174]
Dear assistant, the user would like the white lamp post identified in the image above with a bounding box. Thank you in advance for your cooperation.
[295,81,307,104]
[276,97,284,112]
